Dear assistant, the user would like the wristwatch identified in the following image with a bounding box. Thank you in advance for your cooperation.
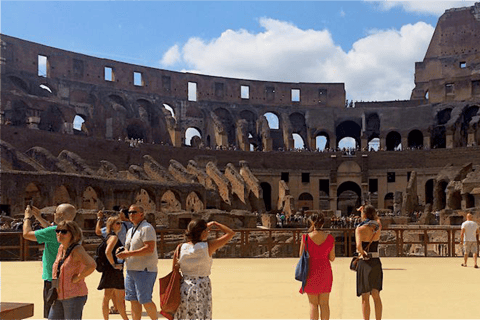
[23,216,35,221]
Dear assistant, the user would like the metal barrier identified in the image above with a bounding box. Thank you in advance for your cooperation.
[0,226,463,261]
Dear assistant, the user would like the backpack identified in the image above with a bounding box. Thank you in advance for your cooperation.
[94,237,108,272]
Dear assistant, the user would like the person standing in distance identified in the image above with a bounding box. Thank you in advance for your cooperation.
[116,205,158,320]
[460,213,479,268]
[23,203,76,318]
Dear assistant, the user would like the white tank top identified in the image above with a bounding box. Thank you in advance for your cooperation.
[178,242,213,277]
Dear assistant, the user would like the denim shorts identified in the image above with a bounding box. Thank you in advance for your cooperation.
[125,269,157,304]
[48,295,87,320]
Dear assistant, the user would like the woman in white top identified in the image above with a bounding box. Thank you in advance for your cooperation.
[174,219,235,320]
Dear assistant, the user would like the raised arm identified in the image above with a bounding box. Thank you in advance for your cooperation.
[31,206,51,228]
[207,221,235,256]
[95,210,104,237]
[22,206,37,241]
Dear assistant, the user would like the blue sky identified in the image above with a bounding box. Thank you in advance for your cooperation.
[1,1,476,148]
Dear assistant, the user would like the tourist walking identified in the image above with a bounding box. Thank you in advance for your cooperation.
[116,205,158,320]
[460,213,479,268]
[174,219,235,320]
[48,220,96,320]
[355,205,383,320]
[298,213,335,320]
[22,203,77,318]
[98,216,129,320]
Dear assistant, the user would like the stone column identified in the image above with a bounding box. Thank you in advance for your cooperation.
[446,128,454,149]
[401,136,408,150]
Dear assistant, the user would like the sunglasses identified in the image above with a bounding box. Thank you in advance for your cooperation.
[128,211,140,215]
[55,229,69,234]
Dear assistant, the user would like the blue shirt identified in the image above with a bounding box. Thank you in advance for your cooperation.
[101,221,133,245]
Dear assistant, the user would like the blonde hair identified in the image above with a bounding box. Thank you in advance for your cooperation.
[106,215,121,234]
[56,220,83,244]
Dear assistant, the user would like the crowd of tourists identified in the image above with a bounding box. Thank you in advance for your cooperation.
[22,203,234,320]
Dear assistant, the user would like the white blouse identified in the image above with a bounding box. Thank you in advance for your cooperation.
[178,242,213,277]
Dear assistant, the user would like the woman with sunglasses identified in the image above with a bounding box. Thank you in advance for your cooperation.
[98,216,129,320]
[48,220,96,320]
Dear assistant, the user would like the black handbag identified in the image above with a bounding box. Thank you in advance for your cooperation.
[350,234,374,272]
[46,243,78,304]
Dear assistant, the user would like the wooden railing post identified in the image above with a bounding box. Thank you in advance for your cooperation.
[424,230,428,257]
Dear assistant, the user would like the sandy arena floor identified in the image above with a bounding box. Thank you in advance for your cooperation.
[1,257,479,319]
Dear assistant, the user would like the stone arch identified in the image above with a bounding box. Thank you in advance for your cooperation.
[435,180,448,210]
[160,190,182,212]
[8,75,29,93]
[73,114,87,134]
[337,181,362,216]
[289,112,308,149]
[260,182,272,211]
[135,188,156,213]
[163,103,176,119]
[298,192,313,211]
[386,131,402,151]
[263,112,280,130]
[337,161,362,173]
[25,182,43,208]
[53,185,72,206]
[465,193,475,209]
[431,126,446,149]
[4,100,28,127]
[384,192,394,210]
[315,131,330,151]
[436,108,452,125]
[239,109,258,136]
[448,189,462,210]
[292,133,305,149]
[425,179,434,205]
[38,83,55,97]
[368,137,380,151]
[213,108,236,146]
[185,127,202,146]
[365,113,381,141]
[336,120,361,149]
[408,130,424,149]
[39,105,64,132]
[82,186,104,210]
[186,191,204,213]
[456,105,480,147]
[126,119,148,141]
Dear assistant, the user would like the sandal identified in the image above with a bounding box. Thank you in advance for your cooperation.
[461,263,467,267]
[109,306,119,314]
[475,265,479,269]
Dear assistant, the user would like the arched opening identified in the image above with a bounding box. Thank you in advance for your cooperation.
[337,181,362,216]
[53,185,71,206]
[336,121,361,149]
[8,76,29,93]
[25,182,42,208]
[39,84,54,97]
[449,190,462,210]
[186,191,204,213]
[315,133,329,151]
[425,179,434,205]
[239,110,257,137]
[386,131,402,151]
[384,192,394,211]
[437,109,452,125]
[82,186,103,210]
[135,188,156,213]
[292,133,305,149]
[160,190,182,212]
[431,126,446,149]
[290,112,308,149]
[185,127,202,146]
[264,112,279,130]
[298,193,313,211]
[408,130,423,149]
[338,137,357,150]
[368,137,380,151]
[126,121,147,141]
[466,193,475,208]
[213,108,236,146]
[73,115,87,133]
[5,100,28,127]
[260,182,272,211]
[436,180,448,210]
[163,103,175,119]
[39,105,64,133]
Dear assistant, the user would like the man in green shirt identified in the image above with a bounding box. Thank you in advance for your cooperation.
[23,203,76,318]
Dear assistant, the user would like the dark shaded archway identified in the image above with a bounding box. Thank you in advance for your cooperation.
[386,131,401,151]
[39,105,64,132]
[260,182,272,211]
[298,192,313,211]
[336,121,361,149]
[408,130,424,149]
[337,181,362,216]
[425,179,434,205]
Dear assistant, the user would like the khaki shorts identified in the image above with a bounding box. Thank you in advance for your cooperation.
[463,241,478,254]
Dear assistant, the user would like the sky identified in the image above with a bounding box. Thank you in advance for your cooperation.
[0,1,477,148]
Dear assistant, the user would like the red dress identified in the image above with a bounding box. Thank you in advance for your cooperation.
[299,234,334,294]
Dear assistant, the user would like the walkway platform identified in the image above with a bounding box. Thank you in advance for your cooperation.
[1,257,478,319]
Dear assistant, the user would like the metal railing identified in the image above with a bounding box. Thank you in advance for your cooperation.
[0,225,463,261]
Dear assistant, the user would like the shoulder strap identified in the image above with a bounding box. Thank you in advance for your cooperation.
[303,234,308,252]
[56,243,79,278]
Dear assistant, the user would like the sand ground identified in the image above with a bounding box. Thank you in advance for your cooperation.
[1,257,479,319]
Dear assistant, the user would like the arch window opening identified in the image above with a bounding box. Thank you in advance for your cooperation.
[292,133,304,149]
[368,137,380,151]
[39,84,53,94]
[163,104,175,118]
[384,193,394,211]
[316,135,328,151]
[260,182,272,211]
[264,112,279,129]
[337,181,362,216]
[386,131,402,151]
[338,137,357,150]
[73,115,85,131]
[185,127,202,146]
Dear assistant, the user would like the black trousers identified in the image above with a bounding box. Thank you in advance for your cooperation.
[43,280,53,318]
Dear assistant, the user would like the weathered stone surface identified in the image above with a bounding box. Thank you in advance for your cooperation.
[97,160,119,179]
[58,150,96,175]
[168,159,197,184]
[143,155,175,182]
[206,162,231,206]
[127,165,150,180]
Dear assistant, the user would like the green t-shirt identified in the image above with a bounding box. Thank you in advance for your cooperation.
[35,226,60,281]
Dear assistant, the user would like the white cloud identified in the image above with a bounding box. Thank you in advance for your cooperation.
[161,17,434,101]
[372,1,477,15]
[160,44,181,67]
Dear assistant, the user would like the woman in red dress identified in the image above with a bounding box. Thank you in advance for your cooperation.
[299,213,335,320]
